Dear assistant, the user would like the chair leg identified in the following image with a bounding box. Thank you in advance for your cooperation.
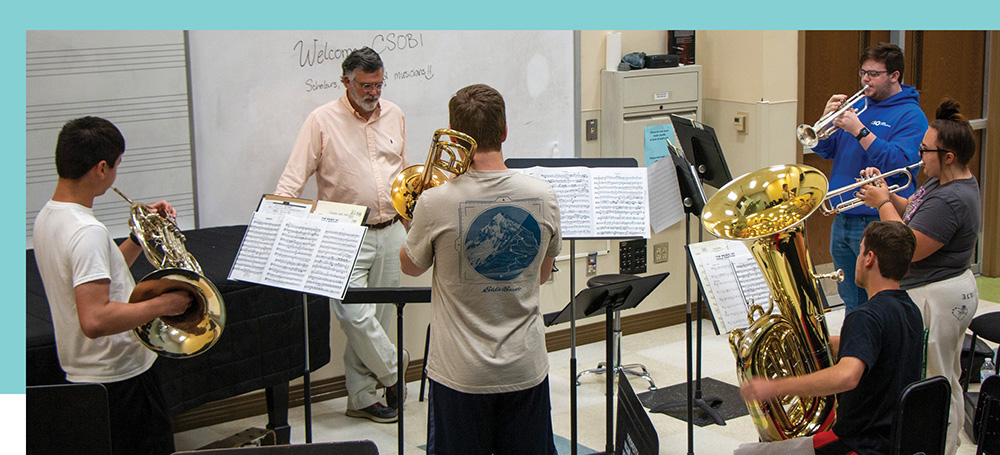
[419,324,430,402]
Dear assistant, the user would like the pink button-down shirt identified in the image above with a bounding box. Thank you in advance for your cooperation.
[275,95,408,225]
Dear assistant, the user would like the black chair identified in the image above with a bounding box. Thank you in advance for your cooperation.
[172,441,378,455]
[963,312,1000,438]
[974,374,1000,455]
[890,376,950,455]
[27,383,112,455]
[963,312,1000,392]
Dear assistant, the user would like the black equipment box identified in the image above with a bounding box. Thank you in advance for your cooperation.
[643,54,679,68]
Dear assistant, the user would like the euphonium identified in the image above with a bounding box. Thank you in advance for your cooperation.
[390,128,477,220]
[113,188,225,358]
[701,164,843,441]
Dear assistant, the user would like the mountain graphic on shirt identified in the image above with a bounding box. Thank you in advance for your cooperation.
[464,205,541,281]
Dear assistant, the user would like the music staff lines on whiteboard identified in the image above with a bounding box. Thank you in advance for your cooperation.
[28,144,192,186]
[27,94,190,131]
[26,43,186,78]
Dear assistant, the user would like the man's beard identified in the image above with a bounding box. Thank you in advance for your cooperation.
[351,91,379,112]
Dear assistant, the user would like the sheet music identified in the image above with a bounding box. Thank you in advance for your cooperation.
[646,156,685,234]
[230,200,368,300]
[592,168,650,238]
[515,166,649,239]
[313,200,369,224]
[256,197,312,217]
[229,212,283,283]
[688,239,772,334]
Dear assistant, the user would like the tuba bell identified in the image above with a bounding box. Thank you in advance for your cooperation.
[113,188,225,358]
[390,128,477,221]
[701,164,843,441]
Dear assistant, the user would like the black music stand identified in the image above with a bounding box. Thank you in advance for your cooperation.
[648,133,729,455]
[506,157,638,455]
[546,272,668,454]
[615,370,659,455]
[342,286,432,455]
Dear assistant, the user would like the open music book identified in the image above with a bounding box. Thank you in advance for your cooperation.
[228,195,369,300]
[514,166,653,239]
[686,239,773,335]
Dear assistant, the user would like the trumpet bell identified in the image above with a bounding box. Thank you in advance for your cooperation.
[130,268,226,358]
[702,164,828,240]
[390,165,450,221]
[796,124,820,149]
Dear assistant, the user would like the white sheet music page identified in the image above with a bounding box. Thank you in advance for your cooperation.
[688,239,771,334]
[230,196,368,300]
[229,211,283,283]
[591,168,650,238]
[646,157,685,234]
[515,167,595,238]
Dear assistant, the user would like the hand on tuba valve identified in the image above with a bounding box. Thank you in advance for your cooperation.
[390,128,477,221]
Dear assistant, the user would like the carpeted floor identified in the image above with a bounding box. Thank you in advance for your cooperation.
[978,275,1000,303]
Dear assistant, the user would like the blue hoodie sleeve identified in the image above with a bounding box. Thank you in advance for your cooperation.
[863,108,926,171]
[809,130,841,159]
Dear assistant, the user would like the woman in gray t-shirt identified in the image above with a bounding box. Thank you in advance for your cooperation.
[857,98,980,455]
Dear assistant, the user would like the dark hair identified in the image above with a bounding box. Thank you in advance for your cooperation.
[862,221,916,281]
[448,84,506,151]
[860,42,905,82]
[930,98,976,166]
[54,116,125,179]
[341,47,383,78]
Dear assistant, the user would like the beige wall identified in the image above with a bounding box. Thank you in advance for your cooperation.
[312,30,803,383]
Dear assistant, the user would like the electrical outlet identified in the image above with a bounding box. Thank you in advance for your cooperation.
[654,242,669,263]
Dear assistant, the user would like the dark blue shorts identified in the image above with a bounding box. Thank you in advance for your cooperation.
[427,376,557,455]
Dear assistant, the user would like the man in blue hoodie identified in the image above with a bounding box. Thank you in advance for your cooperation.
[810,42,926,313]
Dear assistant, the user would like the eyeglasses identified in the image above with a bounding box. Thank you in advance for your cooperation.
[354,81,384,92]
[859,69,890,78]
[918,143,952,155]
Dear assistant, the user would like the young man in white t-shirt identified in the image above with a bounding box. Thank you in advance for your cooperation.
[400,84,562,454]
[33,116,193,455]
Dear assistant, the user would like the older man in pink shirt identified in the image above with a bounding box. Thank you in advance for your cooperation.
[275,46,408,423]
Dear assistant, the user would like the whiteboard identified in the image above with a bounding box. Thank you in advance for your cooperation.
[188,30,577,227]
[25,31,197,248]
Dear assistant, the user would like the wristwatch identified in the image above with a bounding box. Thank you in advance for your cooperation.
[855,127,871,141]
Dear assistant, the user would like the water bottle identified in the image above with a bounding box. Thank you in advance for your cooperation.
[982,355,997,383]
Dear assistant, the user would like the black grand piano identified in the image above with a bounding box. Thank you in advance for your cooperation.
[26,225,331,444]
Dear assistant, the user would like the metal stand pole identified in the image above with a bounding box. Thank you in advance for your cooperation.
[302,294,312,443]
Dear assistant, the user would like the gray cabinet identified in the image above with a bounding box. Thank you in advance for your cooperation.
[601,66,702,162]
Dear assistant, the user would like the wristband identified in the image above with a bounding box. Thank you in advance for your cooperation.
[129,232,141,245]
[876,199,892,210]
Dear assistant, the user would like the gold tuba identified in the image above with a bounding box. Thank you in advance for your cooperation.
[113,188,225,358]
[390,128,477,220]
[701,164,843,441]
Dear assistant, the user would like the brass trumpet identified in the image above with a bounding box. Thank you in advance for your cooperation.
[820,161,923,215]
[390,128,477,220]
[797,86,869,148]
[113,188,225,358]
